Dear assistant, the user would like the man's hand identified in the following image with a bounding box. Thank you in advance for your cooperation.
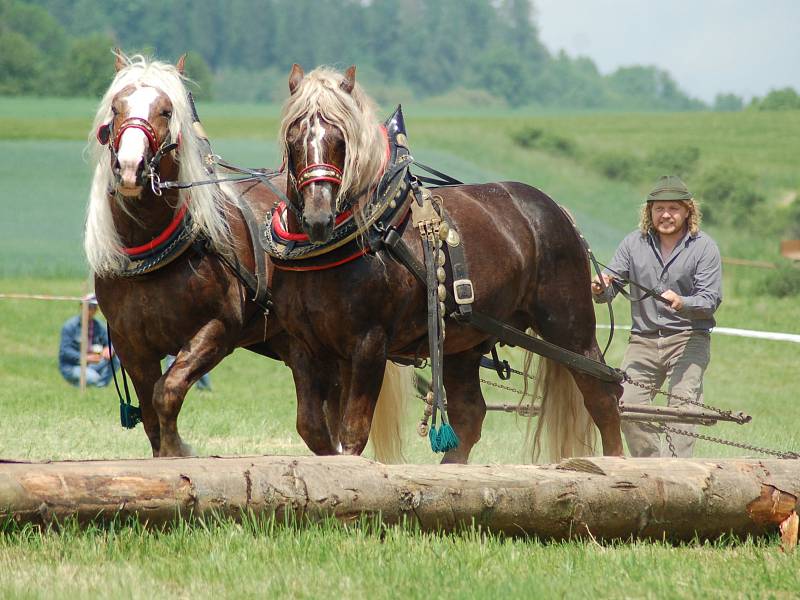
[101,346,113,360]
[591,273,614,296]
[660,289,684,311]
[87,352,103,364]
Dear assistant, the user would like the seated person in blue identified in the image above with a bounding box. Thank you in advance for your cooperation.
[58,294,118,387]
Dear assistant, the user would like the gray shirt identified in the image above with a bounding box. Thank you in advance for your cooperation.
[597,229,722,334]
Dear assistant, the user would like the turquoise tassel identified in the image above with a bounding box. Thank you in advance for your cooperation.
[428,425,439,451]
[437,423,460,452]
[428,423,460,453]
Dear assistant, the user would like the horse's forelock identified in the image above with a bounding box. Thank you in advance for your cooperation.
[85,53,231,276]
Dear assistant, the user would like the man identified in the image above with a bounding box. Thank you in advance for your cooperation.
[58,293,118,387]
[591,175,722,457]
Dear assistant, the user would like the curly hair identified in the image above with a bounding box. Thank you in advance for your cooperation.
[639,199,702,236]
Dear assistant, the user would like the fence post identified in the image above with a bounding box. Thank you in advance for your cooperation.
[79,299,88,392]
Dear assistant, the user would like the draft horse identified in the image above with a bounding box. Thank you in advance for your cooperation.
[86,53,289,457]
[268,65,624,463]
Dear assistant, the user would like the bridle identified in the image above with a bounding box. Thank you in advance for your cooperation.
[97,114,179,196]
[285,146,347,219]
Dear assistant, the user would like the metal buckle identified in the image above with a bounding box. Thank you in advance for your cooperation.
[453,278,474,304]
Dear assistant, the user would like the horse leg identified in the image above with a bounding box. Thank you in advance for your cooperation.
[153,322,232,457]
[569,353,625,457]
[120,358,163,456]
[533,307,624,458]
[440,349,486,464]
[338,329,387,455]
[289,344,338,455]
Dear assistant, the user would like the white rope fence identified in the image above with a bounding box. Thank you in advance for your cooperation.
[0,292,93,391]
[596,323,800,344]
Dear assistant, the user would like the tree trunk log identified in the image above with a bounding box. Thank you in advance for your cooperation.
[1,456,798,540]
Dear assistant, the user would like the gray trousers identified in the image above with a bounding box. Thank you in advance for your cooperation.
[619,330,711,458]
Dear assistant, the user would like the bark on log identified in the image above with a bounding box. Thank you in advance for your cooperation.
[1,456,798,540]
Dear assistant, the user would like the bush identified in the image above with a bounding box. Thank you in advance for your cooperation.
[590,151,642,182]
[694,164,765,225]
[182,51,213,101]
[751,87,800,111]
[511,127,577,158]
[761,262,800,297]
[58,34,115,97]
[713,93,744,111]
[645,145,700,179]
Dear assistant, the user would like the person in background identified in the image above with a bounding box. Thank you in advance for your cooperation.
[591,175,722,457]
[58,293,118,387]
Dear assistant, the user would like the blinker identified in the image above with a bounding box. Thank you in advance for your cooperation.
[97,123,111,145]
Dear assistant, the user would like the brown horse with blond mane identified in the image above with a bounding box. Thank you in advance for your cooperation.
[268,64,624,463]
[85,53,294,457]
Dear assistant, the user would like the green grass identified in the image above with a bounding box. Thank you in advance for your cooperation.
[2,97,800,597]
[2,520,798,599]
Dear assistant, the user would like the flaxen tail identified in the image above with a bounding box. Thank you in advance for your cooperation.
[367,361,412,464]
[522,337,597,462]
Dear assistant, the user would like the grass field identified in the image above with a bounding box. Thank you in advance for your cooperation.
[1,96,799,598]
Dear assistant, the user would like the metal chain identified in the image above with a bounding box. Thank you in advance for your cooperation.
[623,372,734,419]
[479,377,535,397]
[661,424,678,458]
[662,424,800,460]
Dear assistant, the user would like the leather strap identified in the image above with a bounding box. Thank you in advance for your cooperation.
[234,196,271,309]
[383,228,623,384]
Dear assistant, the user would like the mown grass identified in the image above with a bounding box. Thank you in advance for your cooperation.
[2,97,800,597]
[1,517,799,600]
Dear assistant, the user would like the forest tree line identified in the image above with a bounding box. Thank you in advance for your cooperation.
[1,0,795,110]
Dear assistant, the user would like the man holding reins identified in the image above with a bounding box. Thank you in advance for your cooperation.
[591,175,722,457]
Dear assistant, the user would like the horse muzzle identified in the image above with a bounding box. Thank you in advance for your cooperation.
[302,211,335,244]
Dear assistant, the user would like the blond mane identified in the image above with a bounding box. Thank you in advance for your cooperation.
[278,67,385,220]
[85,52,233,276]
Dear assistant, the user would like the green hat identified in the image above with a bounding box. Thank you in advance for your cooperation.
[647,175,692,202]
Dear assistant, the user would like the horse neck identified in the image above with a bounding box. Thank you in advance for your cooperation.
[109,187,183,249]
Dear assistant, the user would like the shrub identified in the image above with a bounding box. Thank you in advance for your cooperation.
[761,262,800,297]
[751,87,800,111]
[511,127,577,158]
[590,151,641,182]
[694,165,765,225]
[645,145,700,179]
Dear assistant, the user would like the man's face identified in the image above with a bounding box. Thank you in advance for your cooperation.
[650,201,689,236]
[87,305,98,319]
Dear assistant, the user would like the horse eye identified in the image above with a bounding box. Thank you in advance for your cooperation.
[161,110,172,119]
[111,106,119,116]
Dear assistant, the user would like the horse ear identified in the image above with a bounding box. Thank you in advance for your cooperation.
[114,49,126,72]
[289,64,304,95]
[176,53,187,75]
[340,65,356,94]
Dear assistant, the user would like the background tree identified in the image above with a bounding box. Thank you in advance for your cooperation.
[58,34,116,98]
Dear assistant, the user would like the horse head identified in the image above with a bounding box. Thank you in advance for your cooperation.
[86,52,230,276]
[96,53,185,198]
[280,64,385,244]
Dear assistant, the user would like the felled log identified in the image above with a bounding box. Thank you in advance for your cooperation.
[1,456,798,541]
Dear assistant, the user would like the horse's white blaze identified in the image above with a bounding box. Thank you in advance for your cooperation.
[117,86,159,191]
[305,114,332,204]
